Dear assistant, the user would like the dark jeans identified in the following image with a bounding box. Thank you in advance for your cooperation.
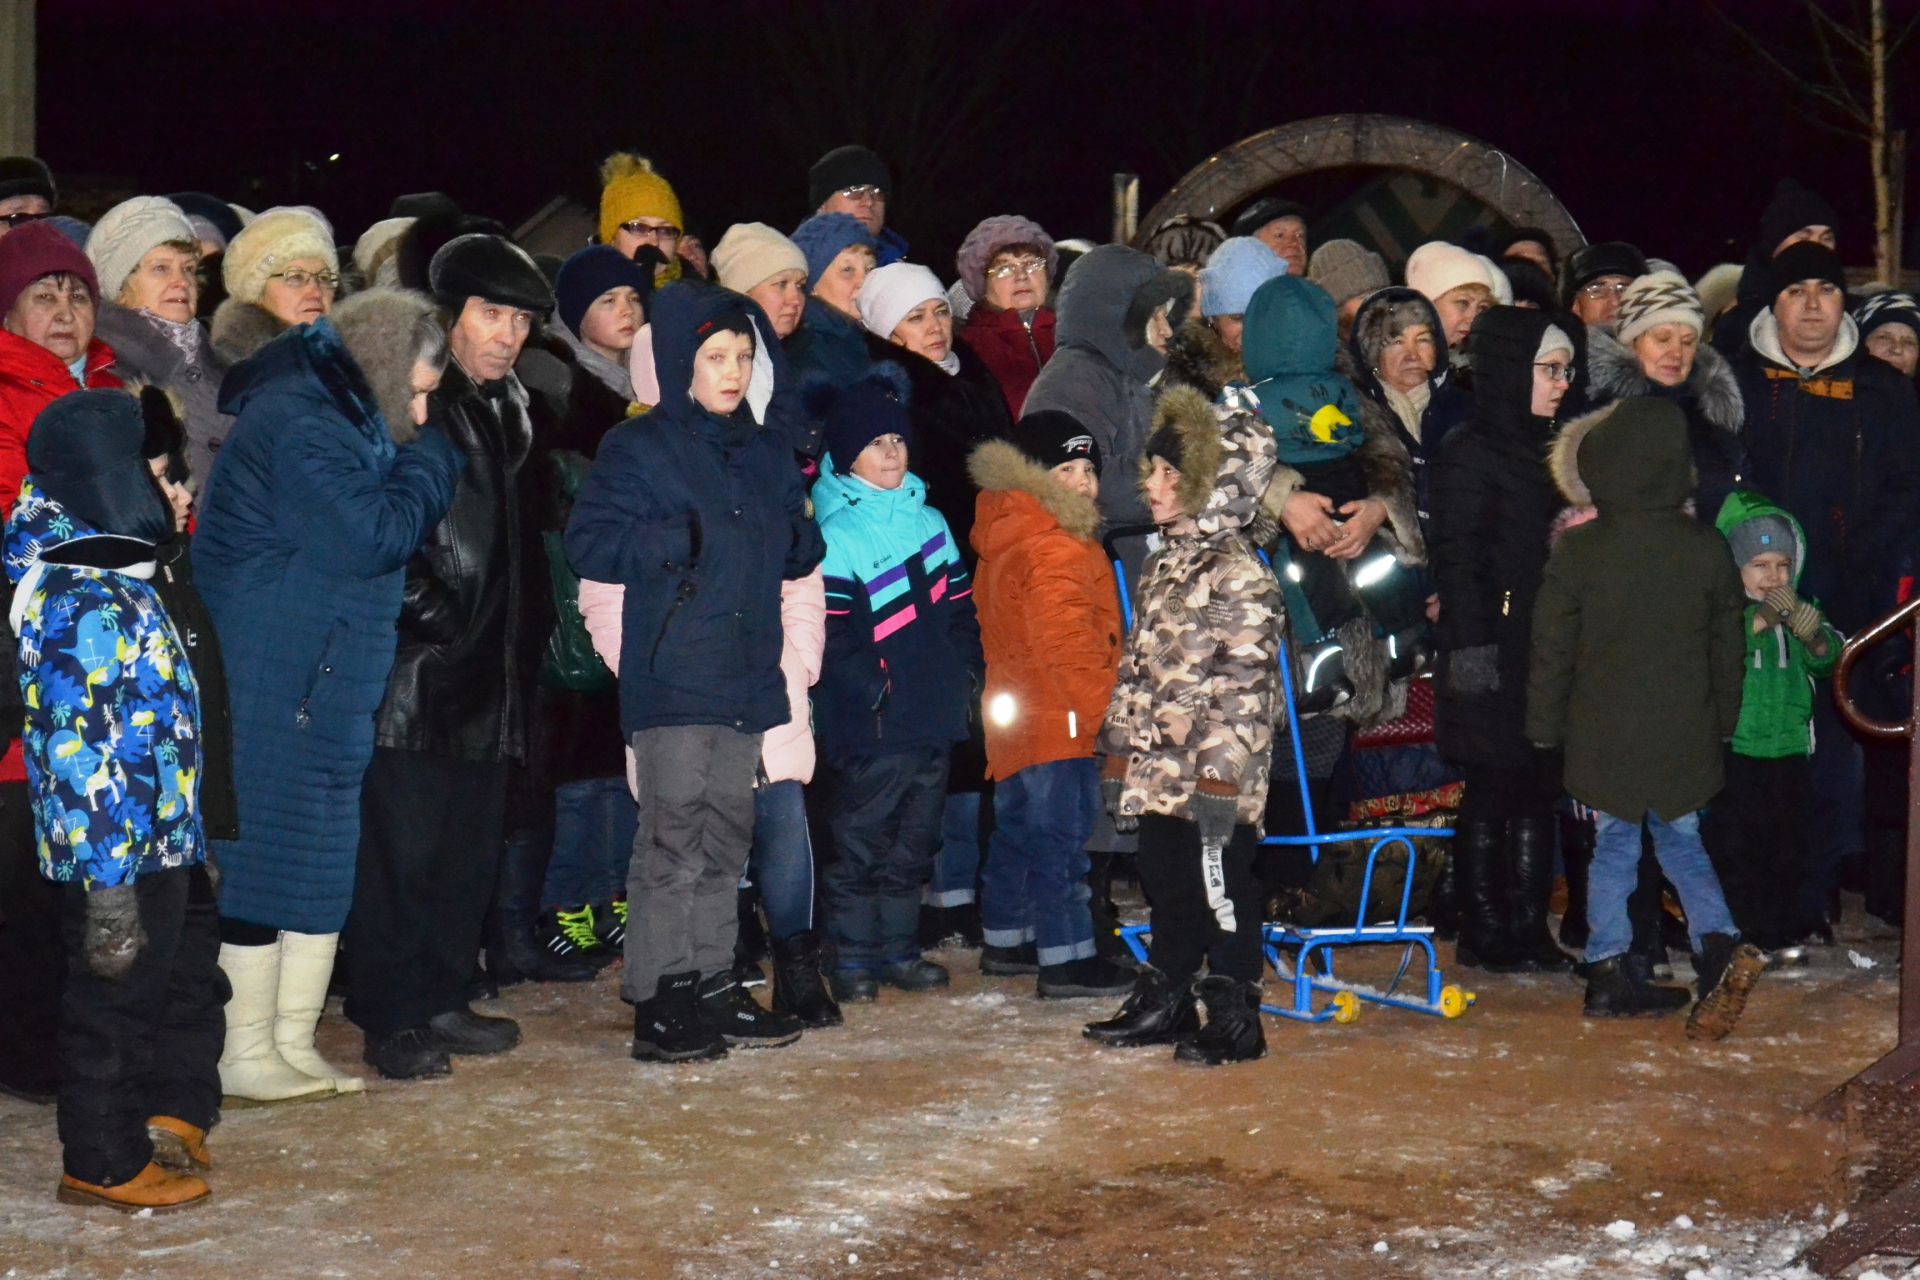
[1136,812,1263,983]
[344,749,507,1037]
[981,758,1099,966]
[822,747,949,971]
[1807,675,1865,920]
[1704,751,1816,946]
[57,865,225,1185]
[541,775,638,909]
[751,779,815,941]
[0,780,62,1094]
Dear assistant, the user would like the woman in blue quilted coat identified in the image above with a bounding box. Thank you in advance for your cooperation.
[191,289,462,1101]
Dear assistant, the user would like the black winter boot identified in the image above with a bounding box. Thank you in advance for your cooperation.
[980,942,1039,975]
[1557,809,1592,950]
[1581,956,1691,1018]
[1509,816,1572,971]
[632,971,728,1063]
[1428,845,1459,941]
[1084,966,1199,1047]
[1453,818,1526,972]
[770,932,842,1028]
[1685,933,1766,1042]
[877,957,950,991]
[1174,976,1268,1066]
[489,840,599,985]
[697,972,804,1048]
[1037,955,1137,999]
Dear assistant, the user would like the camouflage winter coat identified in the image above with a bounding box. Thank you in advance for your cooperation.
[1099,387,1284,831]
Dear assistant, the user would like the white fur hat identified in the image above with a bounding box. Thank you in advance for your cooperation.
[855,262,946,340]
[1405,241,1496,305]
[87,196,197,303]
[223,206,338,306]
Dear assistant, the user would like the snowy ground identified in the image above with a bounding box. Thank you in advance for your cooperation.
[2,900,1917,1280]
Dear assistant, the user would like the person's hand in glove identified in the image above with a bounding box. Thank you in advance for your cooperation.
[1190,785,1240,848]
[1100,757,1137,834]
[1764,586,1831,656]
[1445,644,1501,696]
[84,883,147,981]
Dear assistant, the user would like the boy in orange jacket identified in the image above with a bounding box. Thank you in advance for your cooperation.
[968,411,1135,997]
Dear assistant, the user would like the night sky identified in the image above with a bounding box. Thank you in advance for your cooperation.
[32,1,1920,277]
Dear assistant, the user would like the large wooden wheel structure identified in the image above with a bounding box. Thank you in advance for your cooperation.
[1133,113,1585,261]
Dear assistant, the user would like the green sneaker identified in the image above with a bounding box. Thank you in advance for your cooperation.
[539,906,616,970]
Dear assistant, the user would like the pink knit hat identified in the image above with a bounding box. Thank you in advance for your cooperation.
[955,214,1056,303]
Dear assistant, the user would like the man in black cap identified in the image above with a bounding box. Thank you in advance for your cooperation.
[1563,240,1648,332]
[1715,179,1840,360]
[1731,239,1920,947]
[343,233,557,1080]
[810,144,907,266]
[0,157,56,240]
[1230,197,1309,276]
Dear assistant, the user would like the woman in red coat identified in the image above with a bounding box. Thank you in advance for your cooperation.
[955,215,1057,417]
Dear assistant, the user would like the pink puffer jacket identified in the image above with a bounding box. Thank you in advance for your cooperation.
[578,569,825,785]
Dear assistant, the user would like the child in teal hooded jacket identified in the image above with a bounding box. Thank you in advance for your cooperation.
[1703,490,1842,950]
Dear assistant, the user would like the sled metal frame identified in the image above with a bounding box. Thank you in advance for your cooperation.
[1802,596,1920,1275]
[1107,530,1474,1027]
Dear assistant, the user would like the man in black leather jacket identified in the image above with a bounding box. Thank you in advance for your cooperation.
[343,234,557,1080]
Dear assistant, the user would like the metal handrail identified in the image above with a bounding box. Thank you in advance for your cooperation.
[1834,595,1920,741]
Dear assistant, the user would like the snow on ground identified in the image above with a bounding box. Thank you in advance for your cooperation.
[0,900,1914,1279]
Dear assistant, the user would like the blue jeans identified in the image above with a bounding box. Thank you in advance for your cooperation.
[981,759,1098,967]
[541,776,638,909]
[924,791,981,907]
[1585,809,1738,963]
[749,779,815,941]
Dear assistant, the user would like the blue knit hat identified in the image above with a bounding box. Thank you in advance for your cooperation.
[790,212,878,290]
[554,245,653,340]
[817,363,912,474]
[1198,236,1287,318]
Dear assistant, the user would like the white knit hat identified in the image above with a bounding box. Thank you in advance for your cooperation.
[1536,323,1575,360]
[1477,253,1513,305]
[1405,241,1496,305]
[712,222,807,294]
[87,196,197,303]
[223,206,338,306]
[855,262,945,339]
[353,216,416,289]
[1614,270,1705,346]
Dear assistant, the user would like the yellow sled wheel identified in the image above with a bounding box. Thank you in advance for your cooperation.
[1438,985,1473,1019]
[1331,991,1360,1024]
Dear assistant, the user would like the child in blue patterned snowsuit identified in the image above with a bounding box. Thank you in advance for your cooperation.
[5,390,219,1212]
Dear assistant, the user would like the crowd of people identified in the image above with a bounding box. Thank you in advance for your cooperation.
[0,143,1915,1213]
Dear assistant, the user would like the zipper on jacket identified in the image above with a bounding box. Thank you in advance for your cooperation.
[1501,589,1511,617]
[1022,314,1041,369]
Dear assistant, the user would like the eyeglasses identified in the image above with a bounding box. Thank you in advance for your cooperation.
[1534,361,1576,383]
[1579,280,1630,301]
[619,220,681,244]
[986,257,1048,281]
[1,212,46,228]
[269,268,340,293]
[835,185,886,204]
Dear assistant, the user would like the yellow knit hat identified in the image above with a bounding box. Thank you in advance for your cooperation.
[598,153,683,247]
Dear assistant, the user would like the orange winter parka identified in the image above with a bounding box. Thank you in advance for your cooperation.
[967,439,1122,780]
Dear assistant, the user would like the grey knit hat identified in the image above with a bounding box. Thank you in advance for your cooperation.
[1727,512,1799,577]
[1307,239,1388,307]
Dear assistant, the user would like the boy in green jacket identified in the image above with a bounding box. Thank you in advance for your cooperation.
[1527,397,1763,1039]
[1703,491,1842,953]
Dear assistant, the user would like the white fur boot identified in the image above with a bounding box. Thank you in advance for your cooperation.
[217,941,337,1103]
[273,932,365,1094]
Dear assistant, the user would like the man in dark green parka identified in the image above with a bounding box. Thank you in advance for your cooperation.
[1527,396,1764,1038]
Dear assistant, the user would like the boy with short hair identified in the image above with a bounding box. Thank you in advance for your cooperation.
[1527,396,1764,1040]
[1703,492,1842,952]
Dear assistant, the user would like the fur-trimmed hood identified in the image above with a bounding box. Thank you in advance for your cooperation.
[1549,397,1696,512]
[209,297,291,366]
[1584,326,1744,434]
[1163,319,1244,400]
[328,288,440,446]
[1144,385,1275,536]
[967,438,1101,555]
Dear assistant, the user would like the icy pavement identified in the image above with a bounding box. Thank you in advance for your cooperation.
[0,904,1911,1279]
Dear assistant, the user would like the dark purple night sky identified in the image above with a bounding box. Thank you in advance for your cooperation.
[32,0,1917,275]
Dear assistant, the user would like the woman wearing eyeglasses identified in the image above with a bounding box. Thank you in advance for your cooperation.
[88,197,233,488]
[208,207,340,368]
[598,152,687,287]
[953,215,1058,417]
[1428,307,1587,975]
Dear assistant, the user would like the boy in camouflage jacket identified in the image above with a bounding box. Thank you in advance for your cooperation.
[1088,385,1283,1067]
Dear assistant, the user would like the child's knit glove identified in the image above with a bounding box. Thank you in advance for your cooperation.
[1764,587,1824,645]
[1190,788,1240,848]
[84,883,147,981]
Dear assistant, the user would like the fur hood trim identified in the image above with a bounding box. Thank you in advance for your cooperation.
[1547,402,1614,507]
[967,438,1101,541]
[1145,385,1225,518]
[330,288,440,446]
[209,297,290,366]
[1163,319,1243,400]
[1584,327,1745,433]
